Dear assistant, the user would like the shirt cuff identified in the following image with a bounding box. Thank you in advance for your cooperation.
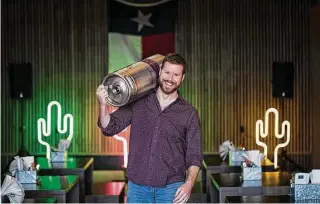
[186,159,202,170]
[97,116,114,136]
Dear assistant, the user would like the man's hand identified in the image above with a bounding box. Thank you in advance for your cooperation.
[97,84,111,128]
[173,166,200,203]
[96,84,108,106]
[173,181,192,204]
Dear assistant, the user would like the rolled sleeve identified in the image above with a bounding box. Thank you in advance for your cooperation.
[185,110,203,169]
[97,104,133,136]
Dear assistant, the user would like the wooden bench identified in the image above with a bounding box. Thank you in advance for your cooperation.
[85,181,126,203]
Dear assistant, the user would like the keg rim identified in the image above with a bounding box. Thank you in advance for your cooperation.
[102,73,135,107]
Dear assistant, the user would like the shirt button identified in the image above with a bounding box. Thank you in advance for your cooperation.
[154,140,156,142]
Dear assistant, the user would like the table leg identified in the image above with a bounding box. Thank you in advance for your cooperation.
[67,180,80,203]
[55,195,66,203]
[210,180,219,203]
[85,162,93,195]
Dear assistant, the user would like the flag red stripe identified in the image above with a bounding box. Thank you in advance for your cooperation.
[142,33,175,59]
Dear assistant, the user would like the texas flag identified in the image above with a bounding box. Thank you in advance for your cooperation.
[108,0,177,73]
[107,0,177,167]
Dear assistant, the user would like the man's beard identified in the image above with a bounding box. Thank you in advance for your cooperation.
[159,79,180,94]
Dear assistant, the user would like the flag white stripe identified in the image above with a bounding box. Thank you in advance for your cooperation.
[108,33,142,73]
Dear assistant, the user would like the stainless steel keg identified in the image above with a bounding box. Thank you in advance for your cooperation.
[102,54,165,107]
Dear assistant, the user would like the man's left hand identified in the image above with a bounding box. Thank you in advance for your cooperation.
[173,182,192,203]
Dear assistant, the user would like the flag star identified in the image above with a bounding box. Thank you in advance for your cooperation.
[131,10,154,32]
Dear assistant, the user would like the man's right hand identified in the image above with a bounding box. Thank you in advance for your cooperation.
[96,84,108,106]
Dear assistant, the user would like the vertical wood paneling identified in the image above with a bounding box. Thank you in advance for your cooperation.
[177,0,312,167]
[1,0,313,169]
[1,0,116,157]
[311,5,320,169]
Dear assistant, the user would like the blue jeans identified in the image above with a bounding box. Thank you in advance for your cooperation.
[127,180,184,203]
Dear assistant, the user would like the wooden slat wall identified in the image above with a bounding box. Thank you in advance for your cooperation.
[1,0,115,156]
[176,0,312,167]
[311,5,320,169]
[1,0,312,168]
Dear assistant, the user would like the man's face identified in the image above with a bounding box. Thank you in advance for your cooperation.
[158,62,185,94]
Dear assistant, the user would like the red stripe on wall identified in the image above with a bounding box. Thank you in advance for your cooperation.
[142,33,175,59]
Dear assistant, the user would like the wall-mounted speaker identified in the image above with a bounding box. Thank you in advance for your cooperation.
[8,63,33,99]
[272,62,294,98]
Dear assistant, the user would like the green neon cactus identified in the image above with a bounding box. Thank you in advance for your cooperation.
[37,101,74,159]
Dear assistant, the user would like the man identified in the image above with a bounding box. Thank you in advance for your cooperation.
[97,53,202,203]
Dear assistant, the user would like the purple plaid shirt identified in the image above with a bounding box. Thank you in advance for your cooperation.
[98,91,202,187]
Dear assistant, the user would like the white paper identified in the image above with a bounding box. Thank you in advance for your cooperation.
[14,156,24,171]
[58,139,71,151]
[219,140,237,160]
[244,150,261,167]
[21,156,34,169]
[51,139,71,152]
[310,169,320,184]
[0,174,25,203]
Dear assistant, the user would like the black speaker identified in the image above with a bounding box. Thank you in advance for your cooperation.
[8,63,33,99]
[272,62,294,98]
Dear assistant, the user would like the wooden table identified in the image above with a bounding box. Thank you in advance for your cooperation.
[211,172,291,202]
[37,157,93,202]
[225,195,320,203]
[22,175,79,203]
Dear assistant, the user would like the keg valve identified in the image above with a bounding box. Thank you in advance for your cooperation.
[109,85,121,95]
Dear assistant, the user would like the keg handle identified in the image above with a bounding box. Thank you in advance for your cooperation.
[108,84,122,95]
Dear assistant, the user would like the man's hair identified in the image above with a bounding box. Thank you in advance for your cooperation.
[161,53,187,74]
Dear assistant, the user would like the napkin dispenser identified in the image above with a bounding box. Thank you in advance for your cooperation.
[9,156,38,184]
[241,150,262,181]
[16,170,37,184]
[51,139,71,162]
[294,183,320,200]
[293,170,320,201]
[229,151,245,166]
[242,166,262,180]
[51,150,68,162]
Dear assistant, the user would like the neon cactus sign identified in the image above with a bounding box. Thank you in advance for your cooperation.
[256,108,290,169]
[37,101,74,159]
